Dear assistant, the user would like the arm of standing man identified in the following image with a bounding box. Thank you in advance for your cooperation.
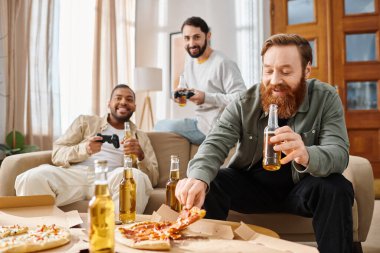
[189,59,246,106]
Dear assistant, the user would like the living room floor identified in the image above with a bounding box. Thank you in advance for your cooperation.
[301,200,380,253]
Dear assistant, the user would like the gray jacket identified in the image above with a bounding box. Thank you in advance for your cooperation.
[187,79,350,187]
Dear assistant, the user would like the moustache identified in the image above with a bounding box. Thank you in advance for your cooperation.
[267,84,291,93]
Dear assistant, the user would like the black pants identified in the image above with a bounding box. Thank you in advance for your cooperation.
[204,167,354,253]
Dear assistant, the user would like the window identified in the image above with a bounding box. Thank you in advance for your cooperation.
[59,0,95,132]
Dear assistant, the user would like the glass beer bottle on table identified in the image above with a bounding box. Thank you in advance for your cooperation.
[88,160,115,253]
[263,104,281,171]
[119,155,136,224]
[166,155,182,212]
[124,121,138,167]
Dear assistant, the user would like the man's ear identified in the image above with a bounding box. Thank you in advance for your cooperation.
[207,32,211,41]
[304,62,312,78]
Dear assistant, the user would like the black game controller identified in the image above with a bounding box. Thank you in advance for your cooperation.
[174,90,195,99]
[96,133,120,149]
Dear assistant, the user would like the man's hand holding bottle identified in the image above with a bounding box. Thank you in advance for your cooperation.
[122,138,144,161]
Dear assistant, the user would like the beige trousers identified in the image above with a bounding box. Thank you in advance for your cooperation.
[15,164,153,214]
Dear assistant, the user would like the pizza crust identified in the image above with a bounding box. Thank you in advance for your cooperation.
[0,225,28,239]
[115,231,170,251]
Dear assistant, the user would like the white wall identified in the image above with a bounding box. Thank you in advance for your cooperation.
[135,0,271,127]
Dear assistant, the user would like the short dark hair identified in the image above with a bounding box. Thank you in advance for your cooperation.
[261,34,313,70]
[181,16,209,34]
[110,84,135,100]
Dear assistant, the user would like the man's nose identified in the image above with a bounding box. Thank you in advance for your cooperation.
[270,72,282,85]
[120,98,128,104]
[188,38,197,47]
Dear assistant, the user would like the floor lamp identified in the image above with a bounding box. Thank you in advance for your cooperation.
[134,67,162,130]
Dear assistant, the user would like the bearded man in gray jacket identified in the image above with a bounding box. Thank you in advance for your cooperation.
[176,34,354,253]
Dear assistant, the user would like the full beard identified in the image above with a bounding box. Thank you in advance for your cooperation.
[186,38,208,58]
[260,76,307,119]
[110,109,133,123]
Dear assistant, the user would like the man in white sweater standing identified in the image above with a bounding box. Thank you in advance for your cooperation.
[155,16,246,145]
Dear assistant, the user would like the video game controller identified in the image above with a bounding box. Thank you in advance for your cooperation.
[174,90,195,99]
[96,133,120,149]
[186,90,195,99]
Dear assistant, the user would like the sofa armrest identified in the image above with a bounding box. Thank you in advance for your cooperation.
[343,155,374,241]
[0,151,53,196]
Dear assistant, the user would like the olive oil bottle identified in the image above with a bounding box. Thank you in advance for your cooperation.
[119,155,136,224]
[263,104,281,171]
[88,160,115,253]
[124,121,138,166]
[166,155,181,212]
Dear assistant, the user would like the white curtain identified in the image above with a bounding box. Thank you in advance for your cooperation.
[0,0,8,143]
[92,0,136,116]
[235,0,268,87]
[58,0,136,132]
[4,0,60,150]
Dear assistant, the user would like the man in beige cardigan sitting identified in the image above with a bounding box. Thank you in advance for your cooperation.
[15,84,159,214]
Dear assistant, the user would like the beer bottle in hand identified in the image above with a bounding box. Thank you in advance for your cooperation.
[166,155,182,212]
[263,104,281,171]
[124,121,138,167]
[88,160,115,253]
[119,155,136,224]
[178,74,187,107]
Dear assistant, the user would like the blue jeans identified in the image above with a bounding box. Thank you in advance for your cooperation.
[154,118,206,145]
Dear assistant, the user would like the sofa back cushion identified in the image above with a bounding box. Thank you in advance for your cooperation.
[147,132,191,188]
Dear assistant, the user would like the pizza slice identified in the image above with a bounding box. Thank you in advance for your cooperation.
[116,221,172,250]
[167,206,207,233]
[0,225,28,239]
[116,206,206,251]
[0,224,71,253]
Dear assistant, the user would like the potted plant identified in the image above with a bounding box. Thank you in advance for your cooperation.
[0,131,39,165]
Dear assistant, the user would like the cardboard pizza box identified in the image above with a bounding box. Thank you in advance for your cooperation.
[0,195,82,228]
[235,222,319,253]
[117,204,318,253]
[0,195,88,253]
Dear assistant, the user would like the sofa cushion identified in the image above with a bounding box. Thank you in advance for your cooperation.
[144,188,166,215]
[147,132,191,188]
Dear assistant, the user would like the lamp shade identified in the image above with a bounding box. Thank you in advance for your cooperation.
[134,67,162,92]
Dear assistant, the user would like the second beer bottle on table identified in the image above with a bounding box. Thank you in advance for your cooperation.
[166,155,182,212]
[124,121,138,167]
[119,155,136,224]
[88,160,115,253]
[262,104,281,171]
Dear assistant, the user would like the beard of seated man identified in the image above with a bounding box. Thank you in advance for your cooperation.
[260,74,307,119]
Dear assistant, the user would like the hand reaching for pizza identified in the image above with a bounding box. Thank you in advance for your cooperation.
[175,178,207,209]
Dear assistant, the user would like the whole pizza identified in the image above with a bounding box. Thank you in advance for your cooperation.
[116,206,206,250]
[0,224,70,253]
